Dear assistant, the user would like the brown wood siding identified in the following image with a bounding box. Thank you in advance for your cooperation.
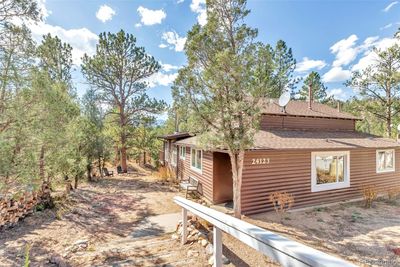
[260,115,355,131]
[241,148,400,215]
[177,147,214,202]
[213,152,233,203]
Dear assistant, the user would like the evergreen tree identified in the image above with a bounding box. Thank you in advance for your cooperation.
[81,30,166,172]
[298,71,328,102]
[173,0,274,217]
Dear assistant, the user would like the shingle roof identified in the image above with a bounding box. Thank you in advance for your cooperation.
[175,130,400,150]
[158,132,193,140]
[260,99,360,120]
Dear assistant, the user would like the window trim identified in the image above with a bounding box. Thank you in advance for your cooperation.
[311,151,350,192]
[180,146,186,160]
[190,148,203,174]
[376,149,395,173]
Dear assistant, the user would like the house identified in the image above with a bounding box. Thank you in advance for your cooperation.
[160,99,400,215]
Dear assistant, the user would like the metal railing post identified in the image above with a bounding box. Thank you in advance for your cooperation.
[213,226,222,267]
[181,208,187,245]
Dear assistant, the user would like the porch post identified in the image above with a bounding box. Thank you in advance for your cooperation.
[181,208,187,245]
[213,226,222,267]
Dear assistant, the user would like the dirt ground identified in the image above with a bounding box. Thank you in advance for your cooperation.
[0,168,209,267]
[244,198,400,267]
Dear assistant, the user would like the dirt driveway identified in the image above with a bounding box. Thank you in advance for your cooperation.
[0,173,208,267]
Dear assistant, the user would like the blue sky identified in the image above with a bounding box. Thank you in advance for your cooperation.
[30,0,400,105]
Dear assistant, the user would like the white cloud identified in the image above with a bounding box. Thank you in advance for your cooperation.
[322,67,351,83]
[352,37,400,72]
[383,1,398,12]
[380,23,393,30]
[190,0,207,26]
[327,88,347,101]
[96,5,116,23]
[137,6,166,26]
[146,72,178,88]
[177,0,185,3]
[295,57,327,73]
[330,34,359,67]
[161,63,180,72]
[37,0,51,20]
[134,23,142,28]
[28,21,98,65]
[160,31,187,52]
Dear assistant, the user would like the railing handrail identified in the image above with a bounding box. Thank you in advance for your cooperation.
[174,196,356,267]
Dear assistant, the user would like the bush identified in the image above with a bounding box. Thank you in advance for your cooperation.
[387,187,400,201]
[362,185,378,208]
[157,166,174,182]
[269,191,294,218]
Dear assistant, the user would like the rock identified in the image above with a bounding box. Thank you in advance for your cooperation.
[205,243,213,255]
[208,256,214,266]
[171,234,179,240]
[208,255,230,265]
[222,255,230,265]
[49,255,68,267]
[201,239,208,247]
[74,239,88,248]
[187,250,199,257]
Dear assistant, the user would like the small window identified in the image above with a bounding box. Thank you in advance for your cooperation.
[171,146,177,166]
[180,146,186,159]
[376,149,395,173]
[311,151,350,192]
[191,148,202,173]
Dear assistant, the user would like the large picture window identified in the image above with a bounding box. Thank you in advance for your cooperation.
[191,148,202,173]
[376,149,395,173]
[311,151,350,192]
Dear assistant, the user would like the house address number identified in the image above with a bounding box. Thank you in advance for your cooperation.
[251,158,270,165]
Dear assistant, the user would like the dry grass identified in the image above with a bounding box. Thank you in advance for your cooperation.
[269,191,294,218]
[157,166,173,182]
[387,187,400,201]
[361,185,378,208]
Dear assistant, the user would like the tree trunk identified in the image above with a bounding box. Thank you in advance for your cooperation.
[120,145,128,172]
[98,156,103,178]
[39,146,45,181]
[74,175,78,189]
[87,163,92,181]
[229,150,245,218]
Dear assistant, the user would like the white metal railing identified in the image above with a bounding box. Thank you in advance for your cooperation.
[174,196,356,267]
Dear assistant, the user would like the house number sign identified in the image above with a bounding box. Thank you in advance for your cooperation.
[251,158,270,165]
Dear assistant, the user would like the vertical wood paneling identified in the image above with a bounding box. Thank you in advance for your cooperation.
[241,148,400,215]
[260,115,355,131]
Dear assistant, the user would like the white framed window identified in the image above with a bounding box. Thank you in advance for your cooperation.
[180,146,186,159]
[164,142,169,162]
[191,148,202,173]
[376,149,395,173]
[171,146,177,167]
[311,151,350,192]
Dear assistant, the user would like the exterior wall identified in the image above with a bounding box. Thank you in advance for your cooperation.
[241,148,400,215]
[213,152,233,203]
[164,144,214,202]
[260,114,356,131]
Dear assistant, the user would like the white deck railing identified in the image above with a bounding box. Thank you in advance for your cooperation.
[174,196,356,267]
